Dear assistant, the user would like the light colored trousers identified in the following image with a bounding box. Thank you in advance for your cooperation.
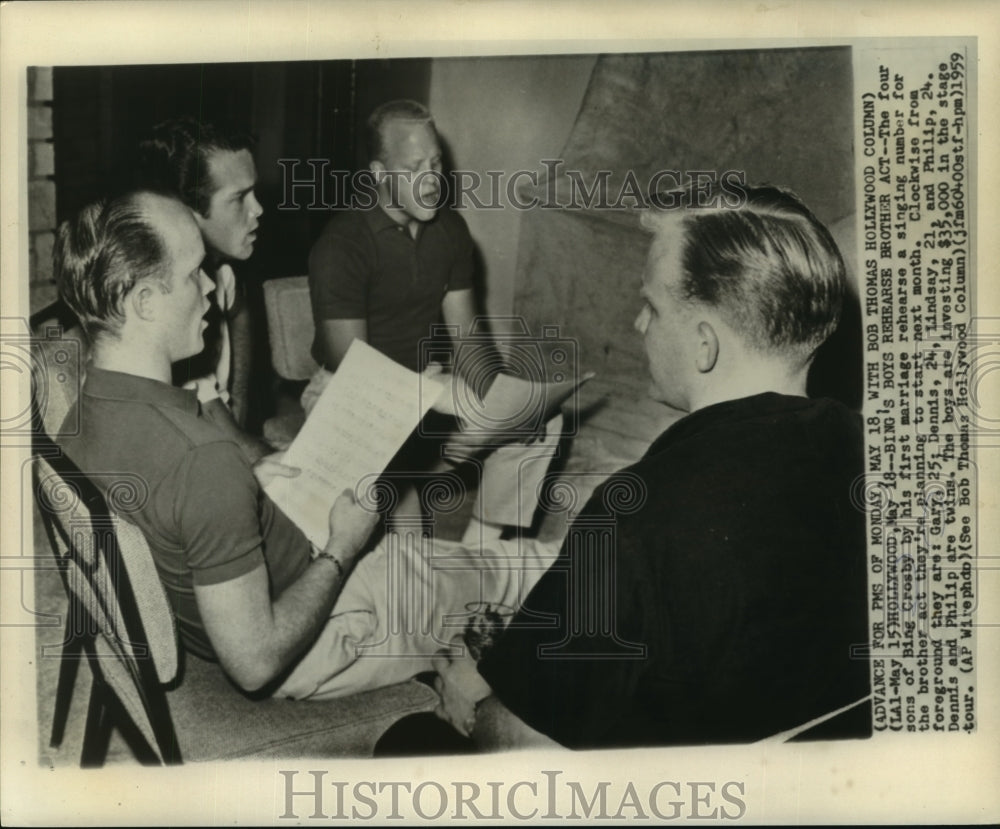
[275,535,560,700]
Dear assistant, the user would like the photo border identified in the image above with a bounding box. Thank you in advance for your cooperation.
[2,1,997,825]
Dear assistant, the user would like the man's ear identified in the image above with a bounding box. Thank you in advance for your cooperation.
[370,160,386,184]
[695,320,719,373]
[129,281,159,323]
[191,205,209,230]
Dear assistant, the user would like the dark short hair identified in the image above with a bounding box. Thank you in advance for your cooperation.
[641,183,846,358]
[54,192,170,342]
[136,116,255,216]
[365,99,435,164]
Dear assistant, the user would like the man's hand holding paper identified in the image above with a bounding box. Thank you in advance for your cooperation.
[442,369,596,459]
[325,489,380,563]
[265,340,443,549]
[265,338,595,544]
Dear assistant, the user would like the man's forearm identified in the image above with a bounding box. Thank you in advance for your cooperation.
[198,554,351,693]
[254,512,375,687]
[472,694,562,751]
[441,289,501,393]
[196,491,376,693]
[453,337,502,394]
[260,554,351,679]
[317,318,367,371]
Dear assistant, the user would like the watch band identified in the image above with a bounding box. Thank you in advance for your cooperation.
[312,546,347,580]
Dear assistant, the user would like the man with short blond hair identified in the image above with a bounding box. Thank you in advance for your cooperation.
[304,99,485,408]
[304,99,507,536]
[429,183,870,751]
[55,191,378,690]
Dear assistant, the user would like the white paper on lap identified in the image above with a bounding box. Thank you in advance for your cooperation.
[265,339,443,549]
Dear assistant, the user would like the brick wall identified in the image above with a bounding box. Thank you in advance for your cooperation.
[28,67,57,315]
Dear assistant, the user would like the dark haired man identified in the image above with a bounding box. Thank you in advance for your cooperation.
[429,184,871,751]
[137,117,266,457]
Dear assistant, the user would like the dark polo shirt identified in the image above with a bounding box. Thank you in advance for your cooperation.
[308,205,474,371]
[60,367,311,660]
[480,393,871,748]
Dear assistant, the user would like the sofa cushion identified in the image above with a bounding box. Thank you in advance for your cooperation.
[165,653,437,761]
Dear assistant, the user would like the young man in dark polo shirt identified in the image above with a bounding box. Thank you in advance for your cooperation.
[303,99,488,411]
[423,184,871,751]
[303,99,511,535]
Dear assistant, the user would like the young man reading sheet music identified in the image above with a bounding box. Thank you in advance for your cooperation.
[303,99,488,400]
[53,190,561,700]
[304,98,552,539]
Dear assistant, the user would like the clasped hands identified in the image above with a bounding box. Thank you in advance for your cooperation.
[431,634,493,738]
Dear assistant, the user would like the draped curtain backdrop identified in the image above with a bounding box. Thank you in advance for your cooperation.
[512,47,859,469]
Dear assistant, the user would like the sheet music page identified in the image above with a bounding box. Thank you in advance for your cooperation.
[459,370,595,434]
[265,340,442,549]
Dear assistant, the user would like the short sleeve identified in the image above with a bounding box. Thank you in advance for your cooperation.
[174,440,265,586]
[308,217,374,321]
[478,519,650,748]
